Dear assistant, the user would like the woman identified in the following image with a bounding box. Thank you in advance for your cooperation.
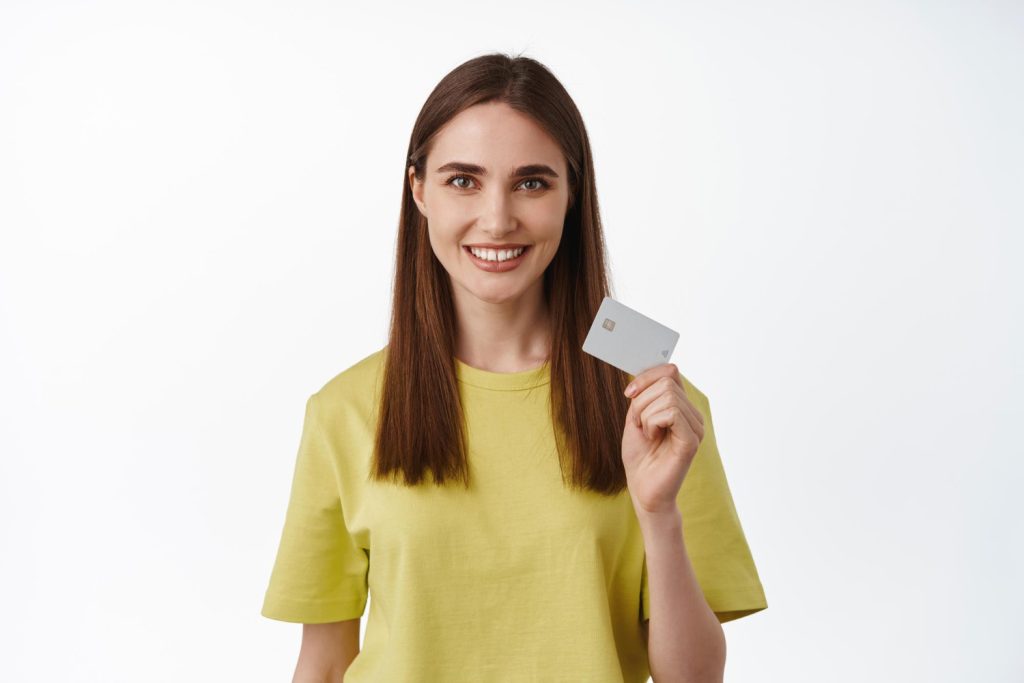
[261,52,767,682]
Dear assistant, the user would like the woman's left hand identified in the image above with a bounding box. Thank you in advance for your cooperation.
[621,363,705,516]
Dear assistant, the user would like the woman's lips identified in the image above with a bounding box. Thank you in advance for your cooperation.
[463,245,531,272]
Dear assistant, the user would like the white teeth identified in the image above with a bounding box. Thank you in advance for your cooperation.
[468,246,526,262]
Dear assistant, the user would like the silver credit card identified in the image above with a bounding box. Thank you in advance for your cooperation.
[581,296,680,376]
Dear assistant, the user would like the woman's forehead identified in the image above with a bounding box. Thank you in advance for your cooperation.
[428,104,564,169]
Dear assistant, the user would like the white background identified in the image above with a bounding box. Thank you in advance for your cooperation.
[1,1,1021,681]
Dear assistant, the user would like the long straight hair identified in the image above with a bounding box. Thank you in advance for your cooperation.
[372,51,632,495]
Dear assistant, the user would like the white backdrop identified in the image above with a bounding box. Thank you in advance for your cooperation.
[1,1,1021,681]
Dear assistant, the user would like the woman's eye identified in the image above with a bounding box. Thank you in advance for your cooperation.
[521,178,550,191]
[448,174,474,189]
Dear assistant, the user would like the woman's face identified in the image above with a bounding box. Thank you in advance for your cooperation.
[409,101,571,306]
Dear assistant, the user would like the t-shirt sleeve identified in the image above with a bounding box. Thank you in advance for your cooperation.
[641,381,768,624]
[261,392,369,623]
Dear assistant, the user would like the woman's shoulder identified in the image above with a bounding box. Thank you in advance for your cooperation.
[312,345,388,410]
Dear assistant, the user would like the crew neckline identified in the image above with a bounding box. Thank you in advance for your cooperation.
[454,356,551,391]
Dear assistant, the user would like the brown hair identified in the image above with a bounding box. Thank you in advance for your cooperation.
[372,51,632,495]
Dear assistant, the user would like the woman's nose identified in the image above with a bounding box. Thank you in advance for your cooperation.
[476,192,516,232]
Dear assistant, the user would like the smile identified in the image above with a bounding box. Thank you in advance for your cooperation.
[463,245,531,272]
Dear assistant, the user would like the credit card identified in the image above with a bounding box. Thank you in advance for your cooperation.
[581,296,680,376]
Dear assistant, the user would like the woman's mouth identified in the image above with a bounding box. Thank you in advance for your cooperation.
[463,245,531,272]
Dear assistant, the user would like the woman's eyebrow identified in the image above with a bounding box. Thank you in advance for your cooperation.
[434,161,560,178]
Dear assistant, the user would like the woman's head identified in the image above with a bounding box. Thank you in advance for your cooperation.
[401,53,600,316]
[375,52,633,495]
[408,100,570,307]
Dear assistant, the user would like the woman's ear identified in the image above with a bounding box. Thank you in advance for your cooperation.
[408,165,427,216]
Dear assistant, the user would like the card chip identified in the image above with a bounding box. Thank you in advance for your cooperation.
[602,318,616,331]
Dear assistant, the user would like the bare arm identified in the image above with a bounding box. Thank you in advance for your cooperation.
[292,619,361,683]
[641,511,726,683]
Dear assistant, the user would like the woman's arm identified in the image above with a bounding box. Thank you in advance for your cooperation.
[641,510,726,683]
[292,619,361,683]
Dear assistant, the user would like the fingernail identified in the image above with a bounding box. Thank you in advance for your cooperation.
[624,383,636,397]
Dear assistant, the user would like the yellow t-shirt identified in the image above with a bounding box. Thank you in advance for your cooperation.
[261,347,767,682]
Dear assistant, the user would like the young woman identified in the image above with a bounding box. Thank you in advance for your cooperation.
[261,52,767,682]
